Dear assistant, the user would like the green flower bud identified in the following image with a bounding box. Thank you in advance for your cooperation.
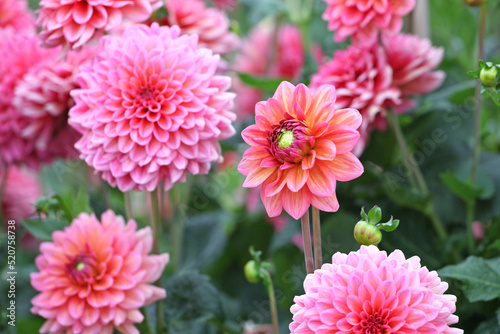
[480,66,499,87]
[244,260,261,284]
[354,221,382,246]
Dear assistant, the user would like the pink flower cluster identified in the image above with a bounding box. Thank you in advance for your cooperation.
[290,245,462,333]
[69,23,235,192]
[31,210,169,334]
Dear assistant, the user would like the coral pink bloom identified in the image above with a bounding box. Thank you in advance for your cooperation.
[69,23,236,192]
[161,0,239,55]
[1,166,41,222]
[31,210,169,334]
[311,44,400,155]
[322,0,415,45]
[0,0,35,33]
[383,33,445,111]
[290,245,463,333]
[37,0,162,50]
[238,82,363,220]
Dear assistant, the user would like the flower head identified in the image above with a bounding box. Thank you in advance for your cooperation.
[69,23,236,192]
[238,82,363,220]
[290,245,463,333]
[0,0,35,33]
[1,166,41,222]
[31,210,169,334]
[322,0,415,45]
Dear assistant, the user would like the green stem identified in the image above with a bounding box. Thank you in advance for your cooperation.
[465,200,476,255]
[312,207,322,270]
[140,306,154,334]
[301,209,314,274]
[124,192,133,221]
[263,271,279,334]
[150,189,164,333]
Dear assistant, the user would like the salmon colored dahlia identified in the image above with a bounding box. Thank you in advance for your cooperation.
[37,0,162,49]
[290,245,463,333]
[69,23,236,192]
[31,210,169,334]
[238,82,363,220]
[322,0,415,45]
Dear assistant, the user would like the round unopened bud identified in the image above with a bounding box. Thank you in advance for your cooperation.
[480,66,499,87]
[244,260,261,283]
[354,221,382,246]
[463,0,483,6]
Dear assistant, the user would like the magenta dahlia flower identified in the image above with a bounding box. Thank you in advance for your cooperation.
[1,166,41,222]
[31,210,169,334]
[290,245,463,333]
[0,0,35,33]
[37,0,162,50]
[160,0,239,55]
[238,82,363,220]
[322,0,415,45]
[310,44,400,155]
[69,23,236,192]
[382,33,445,111]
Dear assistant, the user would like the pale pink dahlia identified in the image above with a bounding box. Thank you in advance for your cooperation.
[238,82,363,220]
[382,33,445,111]
[161,0,239,55]
[0,0,35,33]
[37,0,162,49]
[69,23,236,192]
[1,166,42,222]
[322,0,415,45]
[310,44,400,155]
[31,210,169,334]
[290,245,463,333]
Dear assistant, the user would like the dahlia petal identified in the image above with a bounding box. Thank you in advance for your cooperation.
[293,84,312,117]
[310,193,339,213]
[73,1,93,24]
[68,296,85,319]
[273,81,295,115]
[320,152,363,181]
[266,98,288,125]
[282,187,311,220]
[307,165,336,197]
[261,178,283,217]
[323,124,360,154]
[286,164,309,192]
[330,108,362,129]
[243,166,276,188]
[314,139,337,161]
[241,125,267,146]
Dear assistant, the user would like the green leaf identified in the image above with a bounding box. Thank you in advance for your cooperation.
[237,73,287,92]
[439,256,500,302]
[21,218,70,241]
[71,184,91,217]
[378,218,400,232]
[440,171,482,202]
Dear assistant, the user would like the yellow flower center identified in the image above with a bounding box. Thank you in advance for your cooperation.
[76,262,85,271]
[278,130,294,148]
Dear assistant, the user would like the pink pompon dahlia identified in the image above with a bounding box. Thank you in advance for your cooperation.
[0,0,35,33]
[161,0,239,55]
[322,0,415,45]
[237,82,363,220]
[310,44,400,155]
[31,210,169,334]
[69,23,236,192]
[1,166,41,223]
[37,0,162,50]
[290,245,463,333]
[382,33,445,111]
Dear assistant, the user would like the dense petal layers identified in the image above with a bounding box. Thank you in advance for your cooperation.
[290,245,463,334]
[238,82,363,220]
[31,210,169,334]
[69,23,236,192]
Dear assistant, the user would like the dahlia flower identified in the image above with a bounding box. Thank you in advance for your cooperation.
[322,0,415,45]
[69,23,236,192]
[0,0,35,33]
[212,0,237,11]
[382,33,445,111]
[161,0,239,55]
[290,245,463,333]
[238,82,363,220]
[1,166,41,222]
[37,0,162,50]
[310,44,400,154]
[31,210,169,334]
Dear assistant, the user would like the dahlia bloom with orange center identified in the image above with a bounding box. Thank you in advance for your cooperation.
[31,210,169,334]
[238,82,364,220]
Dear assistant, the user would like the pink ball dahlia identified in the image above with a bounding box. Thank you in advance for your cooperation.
[322,0,415,45]
[382,33,445,111]
[69,23,236,192]
[0,0,35,33]
[31,210,169,334]
[1,166,41,222]
[290,245,463,333]
[161,0,239,55]
[37,0,162,50]
[310,44,401,155]
[237,82,364,220]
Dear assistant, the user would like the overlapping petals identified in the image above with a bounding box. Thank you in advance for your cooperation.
[31,210,169,334]
[238,82,363,220]
[290,245,463,333]
[69,23,236,192]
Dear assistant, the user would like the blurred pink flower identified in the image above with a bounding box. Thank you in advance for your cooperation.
[31,210,169,334]
[212,0,237,11]
[37,0,162,50]
[267,215,288,232]
[472,221,484,241]
[382,33,445,111]
[290,245,463,333]
[0,0,35,33]
[69,23,236,192]
[233,21,305,119]
[291,233,304,251]
[161,0,239,55]
[1,166,41,222]
[238,82,363,220]
[311,44,401,155]
[322,0,415,45]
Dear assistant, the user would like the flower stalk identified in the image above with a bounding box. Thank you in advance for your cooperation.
[311,207,322,270]
[263,270,279,334]
[150,189,164,333]
[124,192,133,220]
[301,209,314,274]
